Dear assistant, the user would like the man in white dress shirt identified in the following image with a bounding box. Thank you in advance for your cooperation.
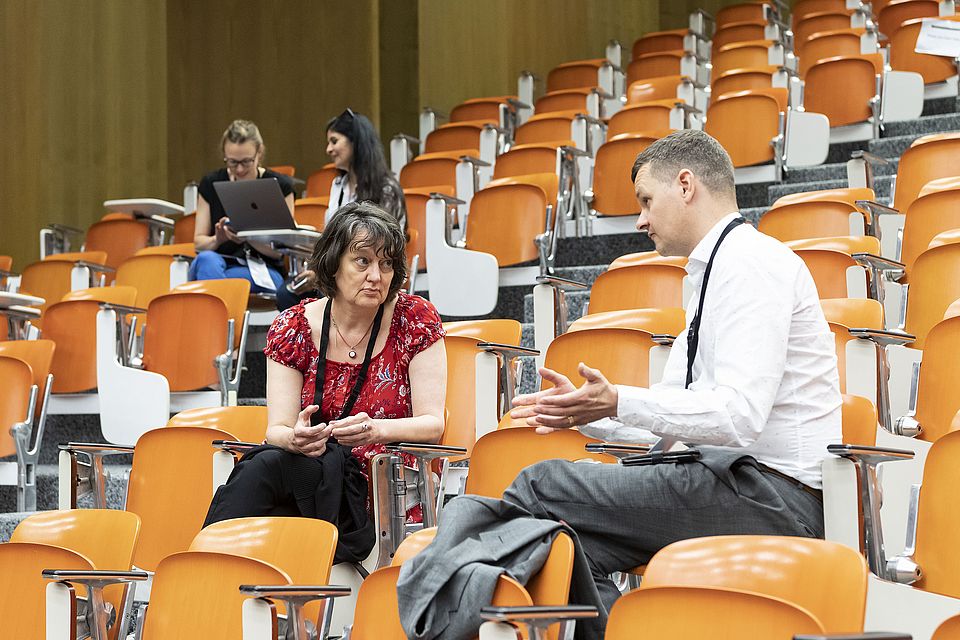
[505,129,842,617]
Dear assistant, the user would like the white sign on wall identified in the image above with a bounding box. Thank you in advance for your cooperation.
[915,18,960,58]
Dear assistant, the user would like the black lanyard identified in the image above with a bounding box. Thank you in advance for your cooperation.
[312,299,385,425]
[685,217,746,389]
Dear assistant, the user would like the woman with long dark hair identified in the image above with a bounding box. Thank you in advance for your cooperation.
[325,108,407,231]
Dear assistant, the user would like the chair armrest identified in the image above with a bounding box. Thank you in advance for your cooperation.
[42,569,149,585]
[430,193,466,206]
[239,584,351,603]
[535,274,589,289]
[46,223,85,235]
[651,333,677,346]
[0,269,17,278]
[74,261,116,274]
[392,132,421,145]
[672,101,703,115]
[826,444,915,462]
[459,155,492,168]
[386,442,467,460]
[480,605,599,629]
[212,439,259,455]
[585,443,651,460]
[855,200,901,218]
[621,449,701,466]
[847,328,915,347]
[558,145,591,158]
[794,634,912,640]
[507,98,532,111]
[97,302,148,315]
[574,113,606,127]
[850,150,891,166]
[60,442,135,456]
[851,253,905,273]
[477,342,540,359]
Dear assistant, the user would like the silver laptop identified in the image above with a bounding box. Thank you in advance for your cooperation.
[213,178,296,231]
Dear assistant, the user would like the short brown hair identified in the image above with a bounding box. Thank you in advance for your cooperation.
[630,130,736,198]
[308,201,408,301]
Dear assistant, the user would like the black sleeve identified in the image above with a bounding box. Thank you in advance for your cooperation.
[197,172,217,205]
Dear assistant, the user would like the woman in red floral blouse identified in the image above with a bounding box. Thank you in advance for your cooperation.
[204,202,446,564]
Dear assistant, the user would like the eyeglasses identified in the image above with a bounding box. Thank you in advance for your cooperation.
[339,107,356,122]
[224,157,257,169]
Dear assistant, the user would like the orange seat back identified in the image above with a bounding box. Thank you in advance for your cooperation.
[878,0,939,38]
[424,122,484,154]
[712,23,767,51]
[46,287,137,393]
[717,2,772,27]
[443,318,522,344]
[174,278,251,350]
[12,508,141,639]
[890,17,960,83]
[793,0,854,27]
[759,200,865,241]
[174,212,196,244]
[607,585,824,639]
[534,89,593,115]
[269,164,296,176]
[399,156,460,190]
[306,163,339,198]
[543,327,660,389]
[901,187,960,274]
[821,297,886,395]
[772,187,875,209]
[294,197,329,231]
[141,551,289,639]
[547,59,604,93]
[465,428,614,499]
[350,566,409,640]
[893,133,960,212]
[493,144,561,179]
[167,405,268,443]
[0,543,94,640]
[486,173,559,206]
[464,183,546,267]
[451,97,513,124]
[125,426,236,571]
[116,254,177,311]
[141,292,228,390]
[607,101,677,137]
[627,51,683,85]
[911,316,960,443]
[19,261,79,315]
[515,113,576,147]
[0,339,55,416]
[805,55,882,127]
[713,41,774,77]
[841,393,879,446]
[0,356,33,458]
[711,68,776,100]
[190,517,337,627]
[904,243,960,348]
[627,75,684,105]
[0,255,11,271]
[644,535,868,633]
[794,249,860,299]
[798,28,864,75]
[914,430,960,599]
[706,89,785,167]
[592,133,663,216]
[403,191,431,270]
[588,263,686,314]
[136,243,197,258]
[85,218,151,274]
[795,12,855,49]
[443,335,485,459]
[608,251,687,270]
[632,29,687,58]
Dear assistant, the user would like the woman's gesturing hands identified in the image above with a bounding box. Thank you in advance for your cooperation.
[290,405,332,457]
[330,412,381,447]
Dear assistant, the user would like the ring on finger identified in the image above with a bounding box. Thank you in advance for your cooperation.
[566,415,575,427]
[361,423,369,432]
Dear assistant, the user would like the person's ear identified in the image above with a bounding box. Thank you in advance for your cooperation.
[677,169,696,204]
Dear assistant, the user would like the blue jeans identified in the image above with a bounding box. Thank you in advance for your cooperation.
[188,250,285,294]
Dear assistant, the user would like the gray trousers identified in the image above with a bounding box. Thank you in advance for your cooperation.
[501,447,824,615]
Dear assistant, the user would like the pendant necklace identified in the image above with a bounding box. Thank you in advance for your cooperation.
[331,310,375,360]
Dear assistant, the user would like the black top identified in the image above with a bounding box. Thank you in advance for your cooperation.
[198,167,296,267]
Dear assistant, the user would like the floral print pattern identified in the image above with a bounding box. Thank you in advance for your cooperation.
[264,292,445,522]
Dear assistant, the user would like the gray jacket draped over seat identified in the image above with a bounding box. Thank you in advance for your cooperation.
[396,495,606,640]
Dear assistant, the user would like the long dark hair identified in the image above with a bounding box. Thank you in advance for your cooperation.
[326,109,392,204]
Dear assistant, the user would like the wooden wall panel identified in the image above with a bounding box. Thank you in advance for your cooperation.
[0,0,168,269]
[417,0,662,115]
[165,0,380,201]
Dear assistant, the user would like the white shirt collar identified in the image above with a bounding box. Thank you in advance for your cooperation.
[686,212,743,272]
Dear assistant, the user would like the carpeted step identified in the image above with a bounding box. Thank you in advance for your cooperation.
[0,464,128,516]
[740,207,767,226]
[523,289,589,326]
[735,182,774,209]
[883,112,960,138]
[555,231,652,268]
[870,135,916,159]
[767,175,895,203]
[921,96,960,116]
